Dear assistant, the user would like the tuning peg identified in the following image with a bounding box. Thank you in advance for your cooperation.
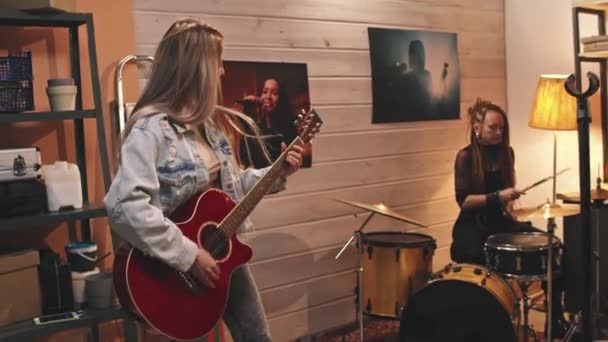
[293,120,298,126]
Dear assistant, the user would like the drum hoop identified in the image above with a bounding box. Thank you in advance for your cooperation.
[499,272,548,281]
[485,232,561,251]
[362,231,437,248]
[484,242,561,252]
[435,263,519,309]
[490,269,562,281]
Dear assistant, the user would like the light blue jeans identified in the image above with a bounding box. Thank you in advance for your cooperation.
[167,264,271,342]
[223,264,272,342]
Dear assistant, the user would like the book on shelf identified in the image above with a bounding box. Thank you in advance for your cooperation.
[581,35,608,44]
[583,40,608,52]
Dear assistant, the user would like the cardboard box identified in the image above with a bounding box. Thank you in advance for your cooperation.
[0,0,75,12]
[0,250,41,327]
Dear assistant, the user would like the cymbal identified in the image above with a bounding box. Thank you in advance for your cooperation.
[511,202,580,220]
[333,198,426,227]
[557,187,608,202]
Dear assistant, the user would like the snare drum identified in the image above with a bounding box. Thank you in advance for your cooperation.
[361,231,436,318]
[400,263,519,342]
[485,232,563,279]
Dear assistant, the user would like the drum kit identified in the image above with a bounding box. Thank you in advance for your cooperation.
[335,196,585,342]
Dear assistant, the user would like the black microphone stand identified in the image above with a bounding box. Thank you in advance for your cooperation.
[564,72,600,342]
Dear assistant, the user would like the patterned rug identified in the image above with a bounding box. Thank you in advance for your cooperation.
[313,318,400,342]
[309,311,608,341]
[310,317,545,342]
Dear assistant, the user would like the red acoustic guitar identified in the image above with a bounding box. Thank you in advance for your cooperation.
[113,109,322,340]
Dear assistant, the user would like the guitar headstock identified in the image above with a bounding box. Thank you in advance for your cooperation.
[294,107,323,143]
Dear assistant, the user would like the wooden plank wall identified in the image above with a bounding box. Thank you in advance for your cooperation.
[132,0,506,340]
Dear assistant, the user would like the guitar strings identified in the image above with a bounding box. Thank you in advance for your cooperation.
[203,149,288,256]
[202,114,319,257]
[204,173,274,256]
[203,136,316,256]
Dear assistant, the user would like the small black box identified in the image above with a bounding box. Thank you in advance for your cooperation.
[38,248,73,314]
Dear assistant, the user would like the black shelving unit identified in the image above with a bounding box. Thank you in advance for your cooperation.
[0,109,98,123]
[0,202,106,232]
[573,1,608,181]
[0,307,136,342]
[0,9,137,342]
[0,9,112,237]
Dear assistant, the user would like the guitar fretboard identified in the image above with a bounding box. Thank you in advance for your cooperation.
[219,137,303,235]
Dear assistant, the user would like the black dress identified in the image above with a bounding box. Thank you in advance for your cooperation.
[450,144,537,265]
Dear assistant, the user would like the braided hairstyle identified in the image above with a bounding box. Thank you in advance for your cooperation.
[467,98,515,193]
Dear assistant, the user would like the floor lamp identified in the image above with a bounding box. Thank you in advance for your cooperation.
[529,74,578,204]
[528,74,577,342]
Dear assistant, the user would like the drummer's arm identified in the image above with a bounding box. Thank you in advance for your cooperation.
[460,193,503,210]
[503,200,517,220]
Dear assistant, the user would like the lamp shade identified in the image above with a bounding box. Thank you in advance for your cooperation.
[528,74,577,130]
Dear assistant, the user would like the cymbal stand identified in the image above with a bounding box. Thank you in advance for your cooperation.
[546,217,557,342]
[591,198,605,338]
[563,312,582,342]
[518,279,540,342]
[335,212,376,342]
[565,71,600,342]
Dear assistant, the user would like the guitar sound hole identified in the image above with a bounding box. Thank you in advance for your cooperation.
[200,226,229,259]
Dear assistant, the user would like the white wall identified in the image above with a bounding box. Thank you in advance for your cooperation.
[505,0,604,232]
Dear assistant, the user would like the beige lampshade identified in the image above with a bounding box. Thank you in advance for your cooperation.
[528,74,577,130]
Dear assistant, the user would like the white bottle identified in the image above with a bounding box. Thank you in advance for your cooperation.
[41,161,83,211]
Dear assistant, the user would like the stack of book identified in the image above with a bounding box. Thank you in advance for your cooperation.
[582,35,608,53]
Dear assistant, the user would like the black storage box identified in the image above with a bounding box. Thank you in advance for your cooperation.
[0,179,47,217]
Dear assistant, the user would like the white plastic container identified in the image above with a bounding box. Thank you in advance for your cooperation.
[71,267,100,307]
[41,161,83,211]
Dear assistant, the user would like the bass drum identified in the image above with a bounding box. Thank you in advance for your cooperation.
[400,263,519,342]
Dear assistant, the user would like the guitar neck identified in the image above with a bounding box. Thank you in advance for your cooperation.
[219,137,304,234]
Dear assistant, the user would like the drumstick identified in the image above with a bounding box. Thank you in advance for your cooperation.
[521,168,570,193]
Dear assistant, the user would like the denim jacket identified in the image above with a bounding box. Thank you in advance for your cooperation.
[104,111,286,273]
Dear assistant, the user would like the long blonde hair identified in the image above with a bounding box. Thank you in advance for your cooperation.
[123,18,222,136]
[122,18,273,165]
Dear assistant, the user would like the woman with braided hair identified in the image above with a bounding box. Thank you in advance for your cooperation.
[450,98,523,263]
[450,98,568,337]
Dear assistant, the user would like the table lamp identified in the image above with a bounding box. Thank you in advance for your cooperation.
[528,74,577,204]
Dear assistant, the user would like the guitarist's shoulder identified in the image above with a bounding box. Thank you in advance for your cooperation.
[131,111,188,138]
[132,111,167,131]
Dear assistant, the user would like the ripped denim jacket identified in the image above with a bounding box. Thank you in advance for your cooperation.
[104,112,286,272]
